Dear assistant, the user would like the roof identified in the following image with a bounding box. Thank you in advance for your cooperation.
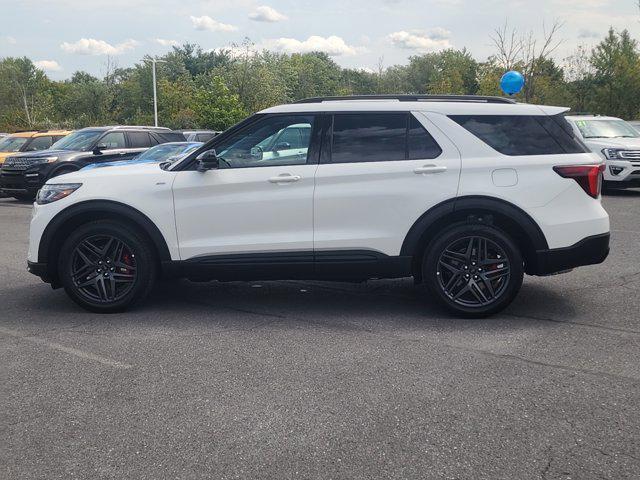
[6,130,71,138]
[77,126,172,132]
[565,115,622,121]
[261,98,568,117]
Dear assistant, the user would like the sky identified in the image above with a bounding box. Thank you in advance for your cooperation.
[0,0,639,80]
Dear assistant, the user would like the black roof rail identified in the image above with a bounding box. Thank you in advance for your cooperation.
[294,95,517,105]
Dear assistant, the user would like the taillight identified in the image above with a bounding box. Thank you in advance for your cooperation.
[553,164,605,199]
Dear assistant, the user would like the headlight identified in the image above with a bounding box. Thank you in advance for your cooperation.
[36,183,82,205]
[602,148,624,160]
[38,156,59,164]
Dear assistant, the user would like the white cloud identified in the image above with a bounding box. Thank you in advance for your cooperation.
[34,60,63,72]
[156,38,180,47]
[249,6,287,22]
[190,15,238,32]
[388,29,453,52]
[60,38,139,55]
[266,35,362,56]
[5,36,17,45]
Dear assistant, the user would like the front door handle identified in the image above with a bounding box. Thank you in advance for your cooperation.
[268,173,301,184]
[414,165,447,175]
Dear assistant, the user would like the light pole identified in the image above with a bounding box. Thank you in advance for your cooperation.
[146,58,166,127]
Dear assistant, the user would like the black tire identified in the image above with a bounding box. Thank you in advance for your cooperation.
[423,223,524,317]
[58,220,157,313]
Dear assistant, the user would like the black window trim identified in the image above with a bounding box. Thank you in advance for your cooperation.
[322,111,443,165]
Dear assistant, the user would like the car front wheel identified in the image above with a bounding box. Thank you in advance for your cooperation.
[423,224,524,317]
[58,220,156,313]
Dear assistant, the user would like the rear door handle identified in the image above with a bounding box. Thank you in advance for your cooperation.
[414,165,447,175]
[268,173,301,184]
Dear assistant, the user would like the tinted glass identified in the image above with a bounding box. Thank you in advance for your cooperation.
[275,128,302,149]
[99,132,126,149]
[573,119,640,139]
[128,131,153,148]
[195,133,216,142]
[0,136,28,152]
[51,130,103,151]
[540,115,589,154]
[450,115,582,156]
[214,115,315,168]
[408,115,442,159]
[157,132,187,143]
[137,143,200,162]
[24,136,53,151]
[332,114,406,163]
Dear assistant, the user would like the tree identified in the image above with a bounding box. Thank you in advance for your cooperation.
[192,75,246,130]
[590,28,640,119]
[0,57,52,128]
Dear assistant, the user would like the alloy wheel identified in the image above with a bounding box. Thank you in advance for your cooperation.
[436,235,511,308]
[70,235,137,303]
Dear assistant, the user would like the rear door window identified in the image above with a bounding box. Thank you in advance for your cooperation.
[450,115,589,156]
[408,115,443,159]
[99,132,126,149]
[127,131,154,148]
[331,113,407,163]
[24,136,53,151]
[329,113,442,163]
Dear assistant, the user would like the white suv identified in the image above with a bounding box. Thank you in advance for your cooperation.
[565,115,640,189]
[27,95,610,317]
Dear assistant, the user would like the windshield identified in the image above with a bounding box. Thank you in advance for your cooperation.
[574,119,640,139]
[0,136,29,152]
[50,130,103,151]
[137,143,201,163]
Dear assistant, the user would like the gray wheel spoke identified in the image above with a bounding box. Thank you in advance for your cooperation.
[70,234,138,304]
[437,234,511,309]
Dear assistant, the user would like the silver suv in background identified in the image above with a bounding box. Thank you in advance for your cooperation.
[565,115,640,189]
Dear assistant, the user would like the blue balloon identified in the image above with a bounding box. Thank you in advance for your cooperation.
[500,71,525,96]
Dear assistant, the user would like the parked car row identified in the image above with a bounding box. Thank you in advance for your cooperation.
[0,127,217,200]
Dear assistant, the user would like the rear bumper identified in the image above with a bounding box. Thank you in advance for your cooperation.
[531,233,610,276]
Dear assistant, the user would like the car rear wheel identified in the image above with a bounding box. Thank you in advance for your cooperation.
[58,220,156,313]
[423,224,524,317]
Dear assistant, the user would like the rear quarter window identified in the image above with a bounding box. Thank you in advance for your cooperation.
[450,114,589,156]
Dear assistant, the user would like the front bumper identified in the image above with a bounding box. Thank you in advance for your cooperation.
[27,260,59,287]
[603,159,640,186]
[0,164,49,195]
[531,233,610,276]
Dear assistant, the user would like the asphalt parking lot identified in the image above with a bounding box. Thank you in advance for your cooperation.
[1,193,639,480]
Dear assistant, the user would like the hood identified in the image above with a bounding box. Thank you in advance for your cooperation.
[52,161,163,183]
[585,137,640,151]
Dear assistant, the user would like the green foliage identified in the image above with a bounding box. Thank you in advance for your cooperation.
[1,28,639,132]
[192,75,246,130]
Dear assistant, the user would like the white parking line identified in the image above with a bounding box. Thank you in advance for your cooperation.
[0,327,132,369]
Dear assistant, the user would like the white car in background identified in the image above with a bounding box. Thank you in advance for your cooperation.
[565,115,640,190]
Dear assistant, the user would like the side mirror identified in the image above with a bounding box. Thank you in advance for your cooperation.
[93,143,107,155]
[250,146,263,161]
[196,149,219,172]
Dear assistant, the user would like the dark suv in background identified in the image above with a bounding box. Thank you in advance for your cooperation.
[0,126,185,200]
